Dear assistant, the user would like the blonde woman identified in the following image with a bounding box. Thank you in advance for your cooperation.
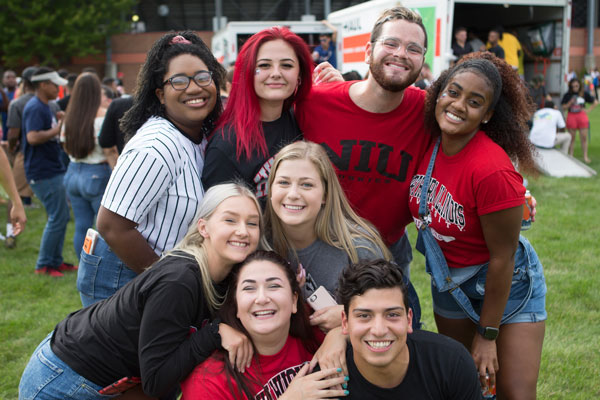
[19,183,265,399]
[265,141,392,331]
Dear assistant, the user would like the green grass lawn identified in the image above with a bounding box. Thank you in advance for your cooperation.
[1,109,599,399]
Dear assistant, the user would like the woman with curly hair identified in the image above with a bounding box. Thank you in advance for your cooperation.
[77,31,225,306]
[408,52,546,399]
[561,77,598,163]
[202,26,313,207]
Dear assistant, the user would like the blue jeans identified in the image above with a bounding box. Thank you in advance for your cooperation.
[77,235,137,307]
[29,174,70,269]
[431,236,547,324]
[19,333,117,400]
[63,163,111,259]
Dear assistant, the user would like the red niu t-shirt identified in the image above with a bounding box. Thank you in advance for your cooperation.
[297,82,432,245]
[181,335,314,399]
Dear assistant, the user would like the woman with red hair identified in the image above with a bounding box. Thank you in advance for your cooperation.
[202,26,314,207]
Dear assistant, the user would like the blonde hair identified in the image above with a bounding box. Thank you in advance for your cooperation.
[265,141,391,263]
[164,183,269,312]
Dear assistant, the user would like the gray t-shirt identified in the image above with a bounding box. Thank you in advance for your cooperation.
[291,237,384,300]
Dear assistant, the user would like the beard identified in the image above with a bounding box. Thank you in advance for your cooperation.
[369,54,421,93]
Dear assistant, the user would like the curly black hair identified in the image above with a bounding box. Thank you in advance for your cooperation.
[423,52,536,173]
[120,31,226,142]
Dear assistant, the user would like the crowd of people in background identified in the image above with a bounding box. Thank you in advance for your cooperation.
[5,4,600,398]
[451,25,599,164]
[0,66,129,257]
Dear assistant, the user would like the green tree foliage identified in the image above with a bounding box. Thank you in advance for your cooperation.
[0,0,137,68]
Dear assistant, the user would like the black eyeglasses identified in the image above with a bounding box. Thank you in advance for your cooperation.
[162,71,213,91]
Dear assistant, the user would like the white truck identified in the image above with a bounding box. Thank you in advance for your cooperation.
[211,20,335,67]
[327,0,571,96]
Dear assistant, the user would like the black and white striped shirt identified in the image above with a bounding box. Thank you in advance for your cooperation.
[102,116,205,255]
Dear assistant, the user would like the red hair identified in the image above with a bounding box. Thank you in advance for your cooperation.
[214,26,314,159]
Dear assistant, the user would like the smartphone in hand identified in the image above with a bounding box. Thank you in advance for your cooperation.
[306,286,337,311]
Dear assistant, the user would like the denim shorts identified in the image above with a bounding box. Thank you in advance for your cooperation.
[431,236,547,324]
[19,333,117,400]
[77,235,137,308]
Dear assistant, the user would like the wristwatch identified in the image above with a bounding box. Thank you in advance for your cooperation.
[476,325,499,340]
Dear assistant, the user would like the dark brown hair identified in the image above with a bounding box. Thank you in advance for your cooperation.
[567,78,583,96]
[210,250,317,399]
[63,72,101,159]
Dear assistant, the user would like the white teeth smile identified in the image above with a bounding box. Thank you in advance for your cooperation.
[253,310,275,316]
[386,63,408,70]
[367,340,392,349]
[185,98,206,105]
[445,111,463,122]
[229,241,248,247]
[283,205,304,210]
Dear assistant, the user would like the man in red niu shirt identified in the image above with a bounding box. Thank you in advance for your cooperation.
[296,6,432,277]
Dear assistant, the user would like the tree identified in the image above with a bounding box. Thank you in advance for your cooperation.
[0,0,137,68]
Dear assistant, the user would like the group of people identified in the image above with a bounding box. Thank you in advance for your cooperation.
[528,74,598,163]
[453,25,599,164]
[14,5,548,400]
[452,26,522,73]
[0,64,130,278]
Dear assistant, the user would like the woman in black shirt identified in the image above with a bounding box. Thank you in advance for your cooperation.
[561,77,598,163]
[19,183,267,399]
[202,27,314,206]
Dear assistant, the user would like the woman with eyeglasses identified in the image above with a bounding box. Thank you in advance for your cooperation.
[75,31,226,307]
[201,27,313,208]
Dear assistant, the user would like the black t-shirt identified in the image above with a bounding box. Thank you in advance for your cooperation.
[561,91,596,113]
[345,330,481,400]
[51,254,223,397]
[202,108,302,207]
[98,96,134,153]
[56,95,70,111]
[488,45,505,59]
[452,42,473,60]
